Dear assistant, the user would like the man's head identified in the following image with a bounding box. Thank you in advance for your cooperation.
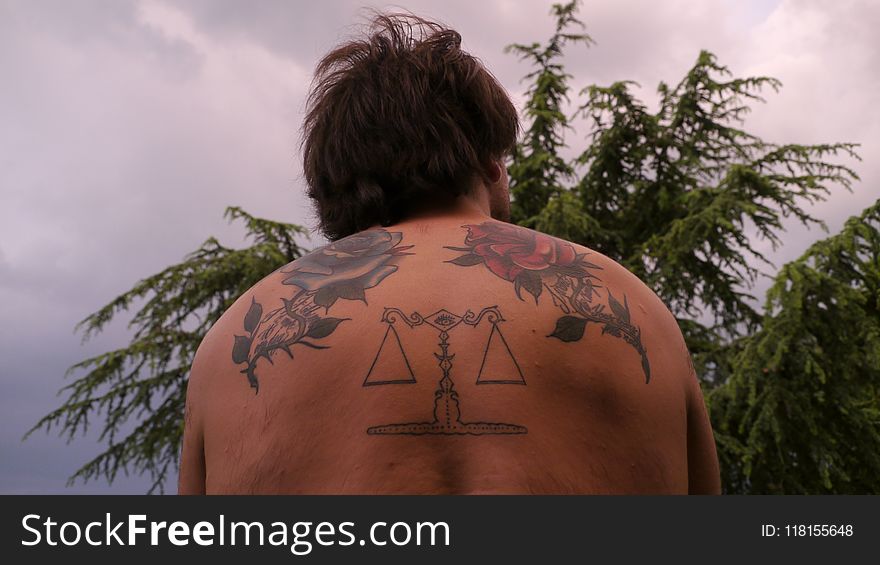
[302,13,519,240]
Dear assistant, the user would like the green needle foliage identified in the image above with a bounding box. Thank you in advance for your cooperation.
[26,208,308,492]
[511,1,873,493]
[711,202,880,493]
[31,1,877,493]
[506,0,594,224]
[518,2,860,342]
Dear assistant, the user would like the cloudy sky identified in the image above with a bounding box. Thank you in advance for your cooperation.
[1,0,877,493]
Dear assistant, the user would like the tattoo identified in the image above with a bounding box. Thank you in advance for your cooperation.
[231,229,413,392]
[446,222,651,383]
[364,307,527,435]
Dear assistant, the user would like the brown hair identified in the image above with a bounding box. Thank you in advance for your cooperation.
[302,13,519,240]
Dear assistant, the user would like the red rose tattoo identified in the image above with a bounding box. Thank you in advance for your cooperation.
[446,222,651,383]
[448,222,598,303]
[465,222,578,280]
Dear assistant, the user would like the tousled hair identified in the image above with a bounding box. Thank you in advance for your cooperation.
[302,13,519,240]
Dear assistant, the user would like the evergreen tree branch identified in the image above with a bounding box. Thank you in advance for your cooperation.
[26,208,309,492]
[710,200,880,493]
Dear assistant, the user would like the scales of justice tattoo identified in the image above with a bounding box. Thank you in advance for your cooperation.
[362,306,528,436]
[445,222,652,383]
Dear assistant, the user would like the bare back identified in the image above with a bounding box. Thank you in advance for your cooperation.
[179,215,720,494]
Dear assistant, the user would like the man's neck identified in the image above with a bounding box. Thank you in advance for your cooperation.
[407,195,491,221]
[370,194,495,232]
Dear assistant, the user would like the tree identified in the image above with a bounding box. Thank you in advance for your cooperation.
[710,201,880,493]
[505,0,593,224]
[26,208,308,492]
[506,0,873,493]
[31,1,877,494]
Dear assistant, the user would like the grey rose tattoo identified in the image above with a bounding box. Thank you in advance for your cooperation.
[231,230,413,392]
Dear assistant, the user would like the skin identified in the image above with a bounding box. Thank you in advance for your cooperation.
[179,161,721,494]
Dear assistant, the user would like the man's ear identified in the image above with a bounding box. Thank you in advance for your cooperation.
[484,159,504,184]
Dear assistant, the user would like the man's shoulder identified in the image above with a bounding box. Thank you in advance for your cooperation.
[208,227,414,335]
[194,227,416,391]
[451,220,670,314]
[442,219,686,386]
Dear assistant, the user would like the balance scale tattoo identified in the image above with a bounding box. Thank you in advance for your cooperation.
[363,306,528,436]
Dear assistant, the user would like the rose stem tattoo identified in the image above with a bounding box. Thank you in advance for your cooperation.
[445,222,651,383]
[231,230,413,392]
